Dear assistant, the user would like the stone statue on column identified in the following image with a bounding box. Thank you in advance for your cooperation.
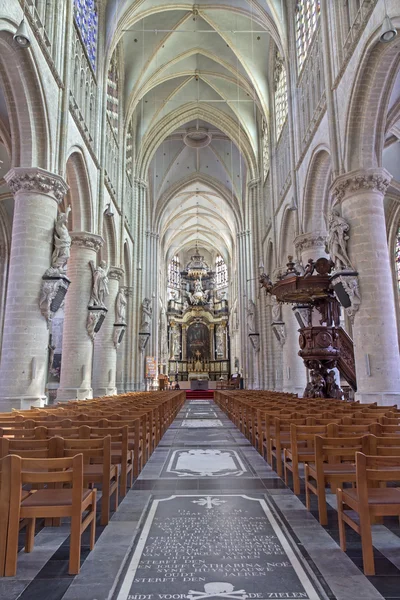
[89,260,109,308]
[115,288,127,324]
[247,299,256,334]
[326,209,353,272]
[140,297,152,333]
[171,323,181,359]
[40,206,72,326]
[216,324,225,358]
[271,296,281,323]
[51,206,72,273]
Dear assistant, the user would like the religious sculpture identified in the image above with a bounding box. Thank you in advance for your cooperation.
[140,298,152,333]
[216,324,225,358]
[271,296,281,323]
[171,324,181,358]
[89,260,109,307]
[115,288,127,324]
[259,272,273,294]
[326,209,353,271]
[247,299,256,334]
[187,278,210,306]
[51,206,72,273]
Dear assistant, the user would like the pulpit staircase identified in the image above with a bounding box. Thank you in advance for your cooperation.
[336,327,357,391]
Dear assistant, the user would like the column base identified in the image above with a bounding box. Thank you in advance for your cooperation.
[354,391,400,407]
[0,396,47,412]
[92,386,117,397]
[56,387,93,402]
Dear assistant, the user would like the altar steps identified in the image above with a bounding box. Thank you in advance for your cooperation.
[185,390,214,399]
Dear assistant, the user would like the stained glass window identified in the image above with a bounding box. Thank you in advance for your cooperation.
[216,255,228,288]
[126,121,133,180]
[274,50,288,140]
[74,0,98,70]
[396,227,400,293]
[107,50,119,136]
[295,0,320,72]
[168,256,181,289]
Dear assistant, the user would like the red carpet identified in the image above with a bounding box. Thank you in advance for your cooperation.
[185,390,214,399]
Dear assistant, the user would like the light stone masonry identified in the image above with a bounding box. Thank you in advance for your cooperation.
[0,168,68,410]
[57,232,104,402]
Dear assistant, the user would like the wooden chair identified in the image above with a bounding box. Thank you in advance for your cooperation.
[283,424,329,494]
[88,426,133,497]
[305,435,370,525]
[337,452,400,575]
[60,436,118,525]
[2,453,96,576]
[269,417,308,477]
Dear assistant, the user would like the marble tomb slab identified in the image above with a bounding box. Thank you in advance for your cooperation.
[182,419,223,428]
[161,449,249,478]
[115,494,327,600]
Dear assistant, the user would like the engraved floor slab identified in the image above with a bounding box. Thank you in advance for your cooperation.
[115,494,327,600]
[182,419,223,428]
[161,449,251,478]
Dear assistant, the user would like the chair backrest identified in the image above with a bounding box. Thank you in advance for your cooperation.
[15,453,84,489]
[61,436,111,466]
[314,435,370,466]
[290,424,328,452]
[356,452,400,495]
[369,435,400,456]
[0,437,60,460]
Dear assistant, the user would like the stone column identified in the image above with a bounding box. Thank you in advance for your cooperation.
[331,168,400,406]
[116,286,133,392]
[57,232,103,401]
[294,231,328,265]
[209,324,215,360]
[0,168,68,410]
[182,325,187,360]
[92,266,124,397]
[282,304,307,396]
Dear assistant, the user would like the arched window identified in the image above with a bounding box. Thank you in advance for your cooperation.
[168,256,181,289]
[126,121,133,180]
[295,0,320,72]
[74,0,98,70]
[396,227,400,293]
[274,50,288,140]
[216,255,228,288]
[107,49,120,137]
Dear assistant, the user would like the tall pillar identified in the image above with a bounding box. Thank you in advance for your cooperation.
[57,232,104,401]
[0,168,68,410]
[294,232,328,264]
[331,168,400,406]
[116,286,133,392]
[282,304,307,396]
[182,325,187,360]
[92,266,124,397]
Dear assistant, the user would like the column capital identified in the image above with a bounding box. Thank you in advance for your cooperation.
[70,231,104,252]
[108,266,124,281]
[5,167,68,204]
[330,168,392,204]
[294,231,326,253]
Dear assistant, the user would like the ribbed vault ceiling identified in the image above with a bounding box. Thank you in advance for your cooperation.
[106,0,283,264]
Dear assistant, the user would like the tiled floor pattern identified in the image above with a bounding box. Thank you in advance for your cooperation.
[1,399,399,600]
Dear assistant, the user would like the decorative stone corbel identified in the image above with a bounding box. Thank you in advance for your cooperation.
[272,322,286,347]
[39,273,70,327]
[86,306,108,341]
[331,272,361,324]
[113,323,126,349]
[249,333,260,352]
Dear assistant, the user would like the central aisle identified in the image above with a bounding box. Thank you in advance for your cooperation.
[63,398,385,600]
